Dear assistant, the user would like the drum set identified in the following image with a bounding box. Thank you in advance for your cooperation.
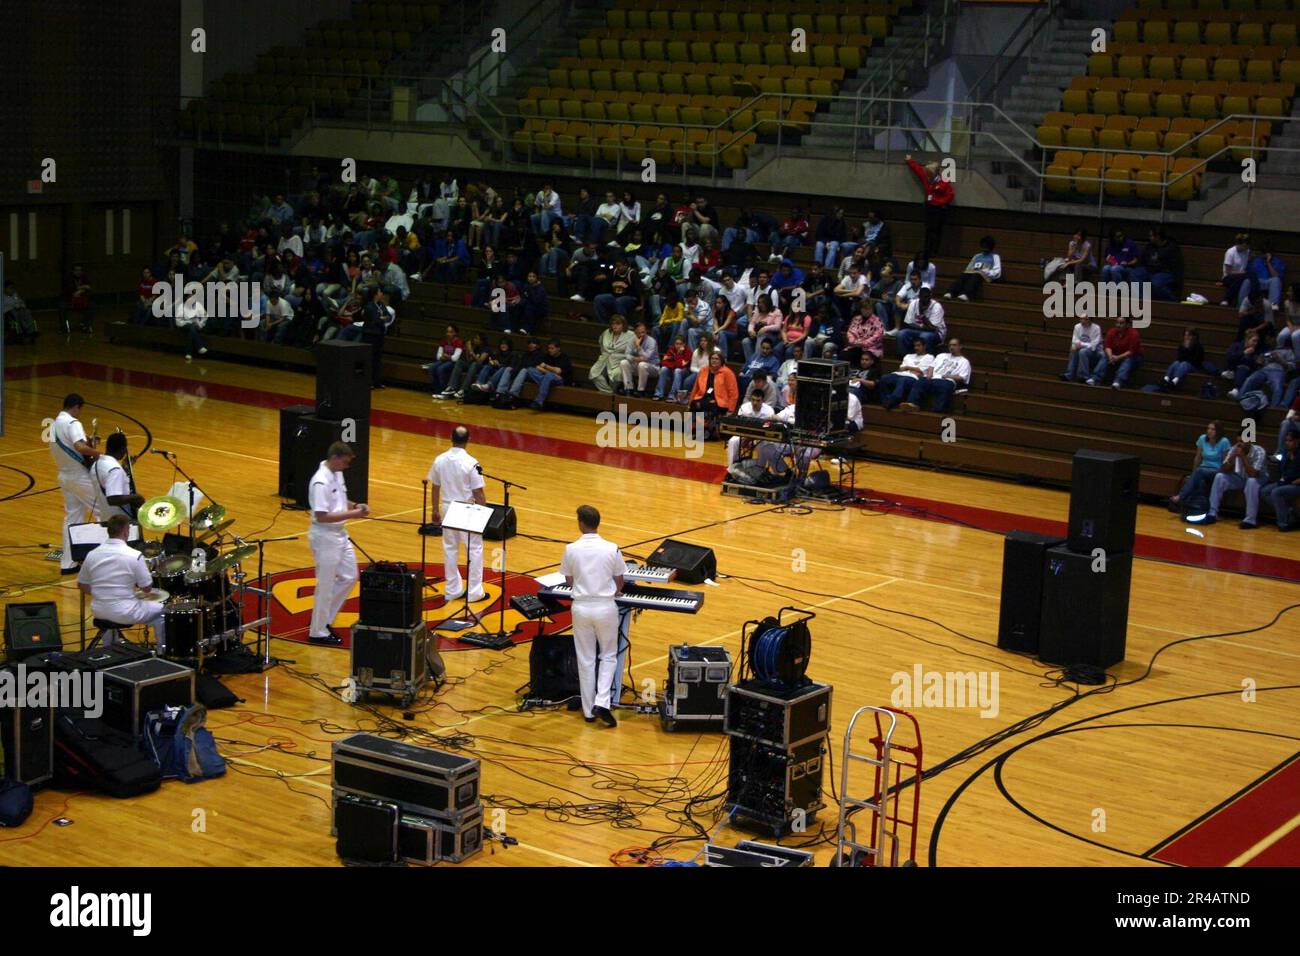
[138,496,259,667]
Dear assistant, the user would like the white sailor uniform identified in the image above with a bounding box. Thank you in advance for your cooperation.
[307,460,359,639]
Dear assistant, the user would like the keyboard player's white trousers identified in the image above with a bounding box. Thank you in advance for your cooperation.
[571,600,620,718]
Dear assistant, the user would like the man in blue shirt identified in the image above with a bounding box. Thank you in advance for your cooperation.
[738,337,781,400]
[1262,431,1300,531]
[1241,242,1285,310]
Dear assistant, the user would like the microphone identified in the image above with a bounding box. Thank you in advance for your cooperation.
[150,448,174,457]
[475,464,483,474]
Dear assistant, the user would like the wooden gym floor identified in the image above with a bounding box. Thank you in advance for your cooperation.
[1,336,1297,868]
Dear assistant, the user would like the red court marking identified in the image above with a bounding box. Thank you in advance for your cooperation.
[16,360,1300,580]
[1150,754,1300,866]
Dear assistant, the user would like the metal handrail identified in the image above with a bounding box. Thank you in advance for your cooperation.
[967,0,1061,103]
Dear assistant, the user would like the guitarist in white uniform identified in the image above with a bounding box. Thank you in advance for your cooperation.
[50,393,100,573]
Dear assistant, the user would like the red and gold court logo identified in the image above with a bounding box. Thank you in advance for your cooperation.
[243,563,570,651]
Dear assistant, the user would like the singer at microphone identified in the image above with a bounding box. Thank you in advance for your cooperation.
[428,425,487,603]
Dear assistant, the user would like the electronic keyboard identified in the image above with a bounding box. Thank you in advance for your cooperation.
[624,562,677,583]
[538,581,704,614]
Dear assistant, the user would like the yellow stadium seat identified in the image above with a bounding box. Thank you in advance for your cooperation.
[1088,53,1114,76]
[1203,21,1233,46]
[1114,20,1140,44]
[1066,126,1097,148]
[1094,91,1122,115]
[1188,93,1219,119]
[1213,59,1242,83]
[1156,93,1185,117]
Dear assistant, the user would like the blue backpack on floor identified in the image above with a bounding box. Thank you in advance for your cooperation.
[142,704,226,783]
[0,778,33,827]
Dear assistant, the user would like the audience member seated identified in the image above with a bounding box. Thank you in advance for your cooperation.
[742,296,783,362]
[682,334,717,402]
[878,270,924,336]
[654,335,692,402]
[1061,312,1102,383]
[438,333,490,400]
[3,281,37,343]
[765,208,807,258]
[493,337,543,408]
[944,236,1001,301]
[589,316,635,394]
[727,388,776,469]
[806,307,844,359]
[1161,328,1215,390]
[880,337,935,411]
[1237,289,1273,344]
[833,263,869,319]
[1241,240,1285,312]
[1088,316,1143,389]
[1100,228,1140,282]
[779,308,810,360]
[812,207,849,268]
[1222,331,1265,389]
[739,337,781,399]
[689,350,739,438]
[620,321,660,397]
[849,351,882,405]
[1263,431,1300,531]
[896,288,947,356]
[1131,226,1183,302]
[507,338,573,411]
[1169,421,1229,512]
[426,323,464,395]
[474,335,524,396]
[1230,346,1296,408]
[906,338,972,412]
[714,273,750,360]
[902,252,936,289]
[175,288,209,360]
[1044,228,1096,281]
[1205,429,1269,529]
[1219,233,1252,305]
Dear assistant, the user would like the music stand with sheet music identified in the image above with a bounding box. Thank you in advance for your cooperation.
[433,501,495,636]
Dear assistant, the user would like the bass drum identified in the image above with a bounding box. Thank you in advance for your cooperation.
[163,599,206,660]
[204,598,242,648]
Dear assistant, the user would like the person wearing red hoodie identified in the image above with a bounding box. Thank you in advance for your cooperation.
[905,154,955,258]
[653,335,692,400]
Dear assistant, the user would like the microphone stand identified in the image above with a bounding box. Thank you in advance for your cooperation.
[159,451,217,553]
[477,469,525,643]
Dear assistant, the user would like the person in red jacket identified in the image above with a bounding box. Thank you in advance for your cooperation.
[904,154,955,258]
[1089,315,1144,389]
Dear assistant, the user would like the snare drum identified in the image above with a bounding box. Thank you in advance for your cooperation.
[163,599,206,659]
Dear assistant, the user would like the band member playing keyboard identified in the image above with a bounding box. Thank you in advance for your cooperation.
[559,505,625,727]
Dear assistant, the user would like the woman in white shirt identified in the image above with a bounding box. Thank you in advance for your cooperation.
[1061,315,1103,382]
[679,334,716,402]
[618,191,641,241]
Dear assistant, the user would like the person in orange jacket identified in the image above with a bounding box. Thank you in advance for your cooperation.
[689,350,739,439]
[905,153,954,258]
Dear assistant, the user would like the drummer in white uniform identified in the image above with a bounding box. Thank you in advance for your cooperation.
[91,432,144,520]
[559,505,626,727]
[77,514,166,648]
[50,393,101,572]
[307,441,368,646]
[429,425,487,602]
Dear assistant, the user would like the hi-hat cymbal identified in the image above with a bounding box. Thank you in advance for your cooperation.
[139,496,185,532]
[142,540,164,558]
[192,504,227,531]
[207,544,257,574]
[198,519,235,542]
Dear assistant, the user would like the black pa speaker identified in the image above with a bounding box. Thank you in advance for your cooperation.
[315,340,372,422]
[278,404,316,498]
[996,532,1066,653]
[292,415,370,507]
[1038,544,1131,669]
[527,633,580,702]
[482,503,517,541]
[1067,450,1139,555]
[4,602,61,662]
[648,539,717,584]
[0,668,55,786]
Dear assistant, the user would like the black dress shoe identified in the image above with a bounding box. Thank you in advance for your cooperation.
[309,633,344,646]
[593,706,617,727]
[584,715,595,723]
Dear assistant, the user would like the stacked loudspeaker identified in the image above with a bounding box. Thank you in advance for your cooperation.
[351,562,442,707]
[279,341,372,507]
[997,450,1139,669]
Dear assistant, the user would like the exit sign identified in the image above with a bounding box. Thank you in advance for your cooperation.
[26,180,43,194]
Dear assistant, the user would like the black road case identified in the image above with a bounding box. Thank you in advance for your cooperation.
[101,658,195,735]
[332,733,479,821]
[723,679,831,748]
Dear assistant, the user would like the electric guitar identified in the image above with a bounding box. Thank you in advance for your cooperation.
[81,418,99,469]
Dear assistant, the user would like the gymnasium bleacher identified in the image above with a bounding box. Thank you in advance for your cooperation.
[509,0,908,172]
[1038,0,1300,202]
[105,172,1292,502]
